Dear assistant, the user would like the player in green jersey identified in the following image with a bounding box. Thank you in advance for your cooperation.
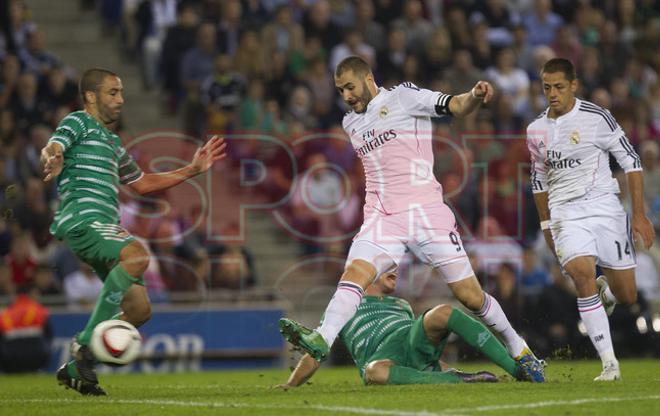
[40,68,227,396]
[277,273,536,389]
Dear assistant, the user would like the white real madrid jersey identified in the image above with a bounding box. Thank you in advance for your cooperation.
[342,83,452,214]
[526,98,641,218]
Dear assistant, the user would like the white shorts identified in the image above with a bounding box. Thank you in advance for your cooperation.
[346,202,473,283]
[551,196,636,270]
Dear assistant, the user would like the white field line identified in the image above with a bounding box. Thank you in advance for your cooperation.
[439,395,660,415]
[3,394,660,416]
[0,398,444,416]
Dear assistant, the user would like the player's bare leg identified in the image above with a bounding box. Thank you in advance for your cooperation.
[119,285,152,327]
[598,267,637,314]
[280,259,377,361]
[564,256,620,381]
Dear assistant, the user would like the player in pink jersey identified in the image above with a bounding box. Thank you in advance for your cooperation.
[279,56,545,382]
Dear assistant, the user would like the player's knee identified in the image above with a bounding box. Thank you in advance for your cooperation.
[120,241,150,277]
[428,304,453,329]
[452,282,484,311]
[364,360,393,385]
[341,260,377,289]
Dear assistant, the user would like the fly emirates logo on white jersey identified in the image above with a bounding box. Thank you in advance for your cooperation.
[545,149,583,169]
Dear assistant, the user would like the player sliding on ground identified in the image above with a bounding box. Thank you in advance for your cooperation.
[279,56,545,382]
[41,68,227,395]
[527,58,655,381]
[277,273,540,389]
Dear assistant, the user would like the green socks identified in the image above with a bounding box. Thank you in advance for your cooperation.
[447,309,519,377]
[387,365,461,384]
[77,264,138,346]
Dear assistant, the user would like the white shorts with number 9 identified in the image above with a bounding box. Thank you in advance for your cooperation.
[346,201,473,283]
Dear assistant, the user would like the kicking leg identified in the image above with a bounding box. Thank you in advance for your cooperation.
[279,259,376,361]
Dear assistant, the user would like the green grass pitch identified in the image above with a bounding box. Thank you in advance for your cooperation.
[1,359,659,415]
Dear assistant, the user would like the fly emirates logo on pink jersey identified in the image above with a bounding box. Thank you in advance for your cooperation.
[356,129,398,157]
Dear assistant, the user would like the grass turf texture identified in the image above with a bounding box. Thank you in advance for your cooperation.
[1,359,659,415]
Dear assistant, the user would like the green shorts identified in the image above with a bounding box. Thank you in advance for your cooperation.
[64,221,143,285]
[362,311,447,382]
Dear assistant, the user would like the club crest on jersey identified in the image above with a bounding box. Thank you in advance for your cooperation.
[569,131,580,144]
[379,106,389,118]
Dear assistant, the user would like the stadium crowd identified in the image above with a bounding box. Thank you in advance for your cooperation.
[0,0,659,359]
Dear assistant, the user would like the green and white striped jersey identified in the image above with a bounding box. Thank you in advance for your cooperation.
[48,111,143,238]
[338,295,415,370]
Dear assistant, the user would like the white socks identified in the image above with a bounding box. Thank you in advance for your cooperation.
[578,294,617,364]
[473,292,527,357]
[316,281,365,346]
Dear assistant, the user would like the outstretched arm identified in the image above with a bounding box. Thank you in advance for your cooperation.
[41,141,64,182]
[274,354,320,390]
[128,136,227,195]
[448,81,494,117]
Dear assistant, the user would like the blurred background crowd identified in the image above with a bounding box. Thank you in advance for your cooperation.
[0,0,659,363]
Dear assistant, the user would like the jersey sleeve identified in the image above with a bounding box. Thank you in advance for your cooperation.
[395,82,453,117]
[118,147,144,185]
[598,116,642,173]
[526,125,548,193]
[48,113,87,152]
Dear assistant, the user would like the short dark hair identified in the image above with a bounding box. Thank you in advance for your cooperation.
[79,68,118,102]
[540,58,576,81]
[335,56,371,78]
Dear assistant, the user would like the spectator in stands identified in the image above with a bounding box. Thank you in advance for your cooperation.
[135,0,177,89]
[5,0,36,56]
[233,30,265,81]
[33,264,60,295]
[160,2,199,113]
[467,216,523,281]
[0,283,51,373]
[285,84,316,129]
[376,27,406,84]
[5,231,36,290]
[522,0,563,47]
[304,57,335,124]
[354,0,385,53]
[551,26,582,71]
[18,28,60,78]
[216,0,242,56]
[520,246,551,297]
[486,48,530,116]
[443,49,485,96]
[510,24,534,76]
[329,29,376,73]
[208,224,256,291]
[260,5,304,67]
[302,0,341,53]
[64,263,102,309]
[1,56,20,100]
[180,22,217,135]
[10,71,46,134]
[469,0,516,47]
[391,0,434,55]
[422,28,452,77]
[201,53,246,132]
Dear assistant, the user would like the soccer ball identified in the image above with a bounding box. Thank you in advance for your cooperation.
[90,320,142,365]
